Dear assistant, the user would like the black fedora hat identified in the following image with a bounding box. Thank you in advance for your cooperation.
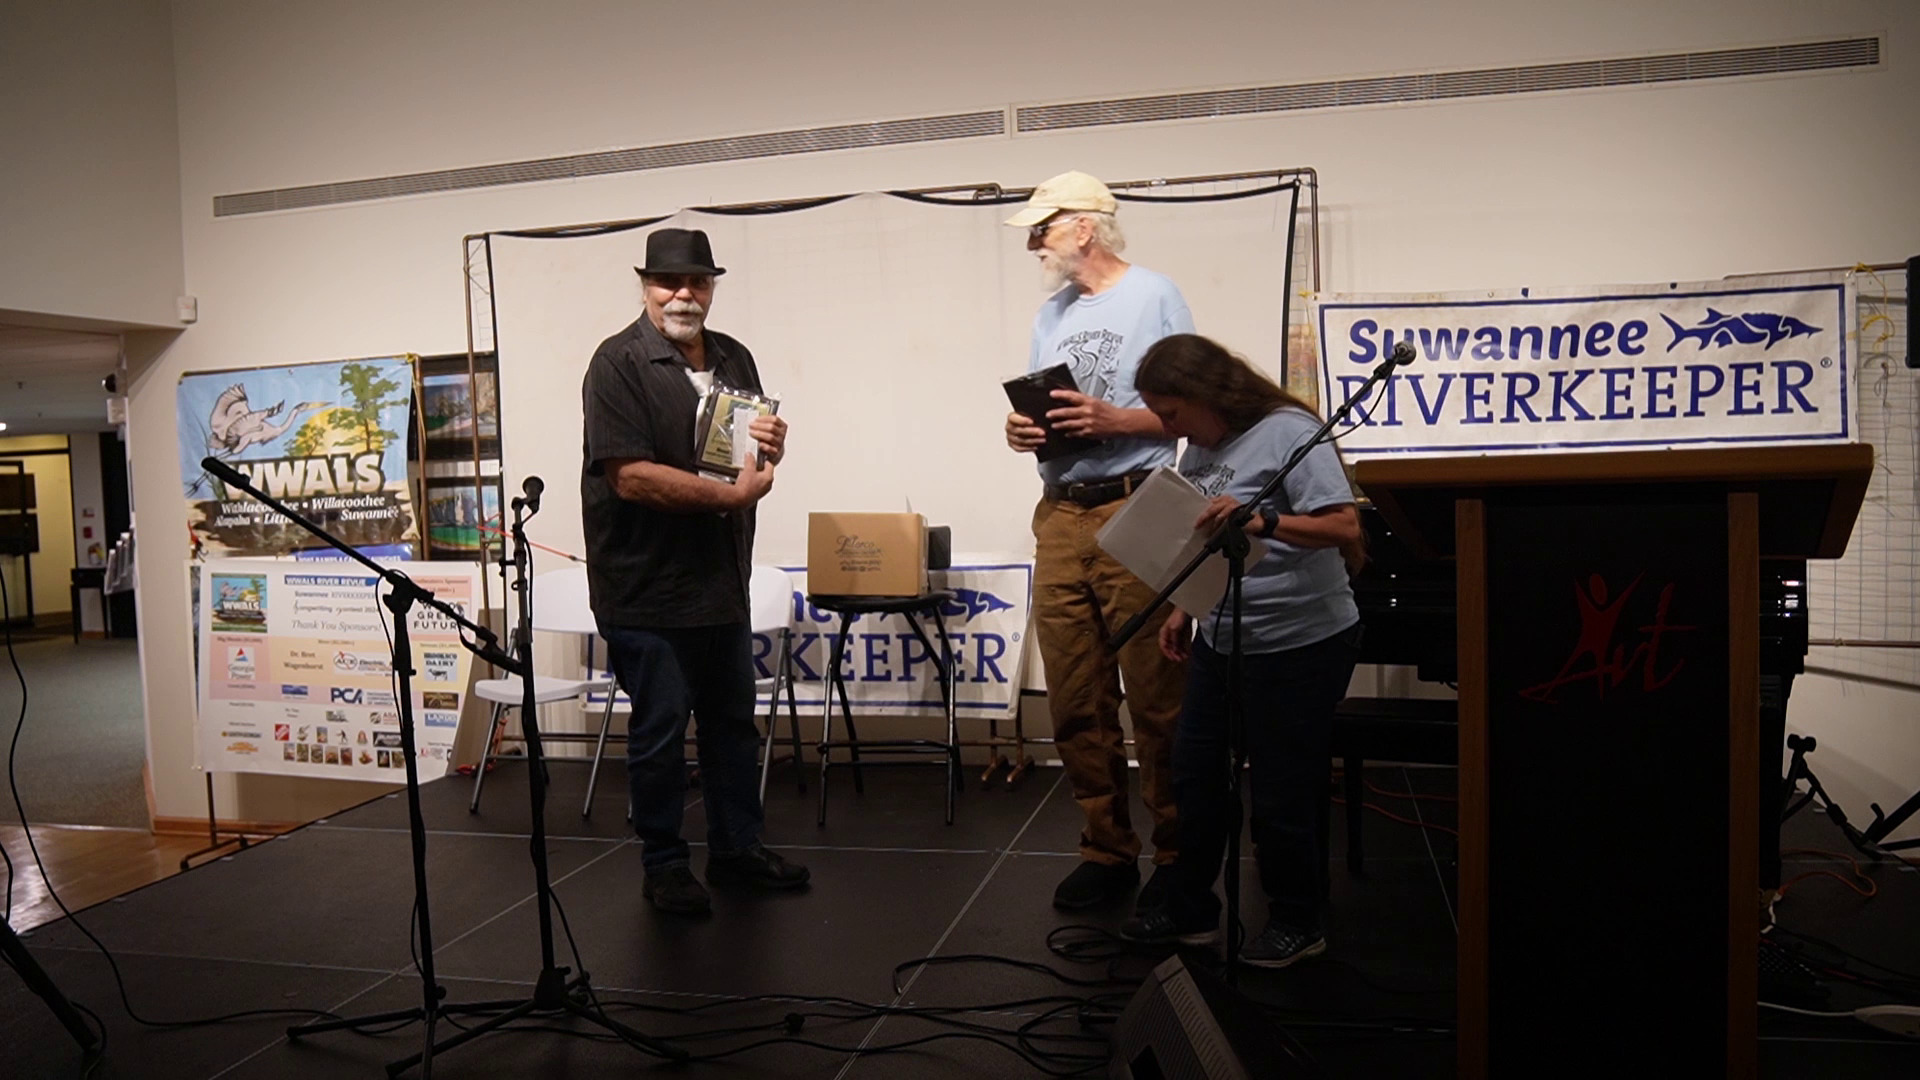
[633,228,726,277]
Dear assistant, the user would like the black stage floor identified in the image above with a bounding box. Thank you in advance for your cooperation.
[4,757,1917,1078]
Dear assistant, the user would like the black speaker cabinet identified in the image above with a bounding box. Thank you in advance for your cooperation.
[1110,956,1304,1080]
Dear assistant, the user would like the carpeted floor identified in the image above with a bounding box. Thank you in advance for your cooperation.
[0,636,149,829]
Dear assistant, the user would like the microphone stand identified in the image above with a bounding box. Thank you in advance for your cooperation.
[1107,345,1410,983]
[377,484,684,1072]
[195,459,517,1078]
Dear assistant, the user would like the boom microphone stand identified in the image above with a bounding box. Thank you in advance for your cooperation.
[378,477,684,1071]
[198,457,518,1078]
[1,920,100,1061]
[1107,341,1414,982]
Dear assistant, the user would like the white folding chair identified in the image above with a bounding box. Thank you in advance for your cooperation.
[751,564,807,801]
[468,566,618,819]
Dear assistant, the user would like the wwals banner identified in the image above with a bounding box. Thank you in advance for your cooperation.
[178,356,417,556]
[1312,276,1855,456]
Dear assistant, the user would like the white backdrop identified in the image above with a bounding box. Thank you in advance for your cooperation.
[489,189,1301,573]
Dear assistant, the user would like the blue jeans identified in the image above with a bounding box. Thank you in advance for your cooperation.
[598,622,765,871]
[1170,622,1361,932]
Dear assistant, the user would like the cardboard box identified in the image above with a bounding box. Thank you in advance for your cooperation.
[807,512,928,597]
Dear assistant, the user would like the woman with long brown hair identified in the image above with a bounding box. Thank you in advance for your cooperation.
[1121,333,1363,969]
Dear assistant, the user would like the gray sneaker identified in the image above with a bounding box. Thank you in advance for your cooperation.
[1241,921,1325,969]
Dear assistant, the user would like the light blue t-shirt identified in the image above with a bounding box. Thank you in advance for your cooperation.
[1029,266,1193,486]
[1177,407,1361,654]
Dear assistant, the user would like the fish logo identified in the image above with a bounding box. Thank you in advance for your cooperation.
[1661,308,1820,351]
[943,588,1014,619]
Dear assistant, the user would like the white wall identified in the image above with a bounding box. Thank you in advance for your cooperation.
[0,0,184,329]
[97,0,1920,823]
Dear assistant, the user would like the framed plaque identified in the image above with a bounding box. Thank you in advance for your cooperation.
[693,384,779,481]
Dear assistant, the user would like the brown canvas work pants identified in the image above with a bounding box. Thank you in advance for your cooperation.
[1031,495,1186,866]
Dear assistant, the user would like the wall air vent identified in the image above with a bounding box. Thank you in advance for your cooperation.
[213,110,1007,217]
[1016,36,1881,132]
[212,36,1880,217]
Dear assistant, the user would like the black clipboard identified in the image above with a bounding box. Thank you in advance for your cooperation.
[1003,363,1100,463]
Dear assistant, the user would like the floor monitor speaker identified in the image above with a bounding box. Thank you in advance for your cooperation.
[1109,955,1310,1080]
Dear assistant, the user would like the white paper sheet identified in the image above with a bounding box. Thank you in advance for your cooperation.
[1095,466,1265,618]
[731,405,758,468]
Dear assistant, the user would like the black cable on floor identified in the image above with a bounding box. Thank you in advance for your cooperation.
[1,567,346,1041]
[458,890,1121,1075]
[1769,926,1920,1000]
[443,898,1470,1075]
[3,565,28,919]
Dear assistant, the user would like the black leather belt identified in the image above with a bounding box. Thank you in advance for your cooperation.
[1043,469,1154,508]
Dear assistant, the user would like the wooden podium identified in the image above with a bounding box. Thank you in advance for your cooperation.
[1353,444,1872,1080]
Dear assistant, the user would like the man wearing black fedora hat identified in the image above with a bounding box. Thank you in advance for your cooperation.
[581,226,807,915]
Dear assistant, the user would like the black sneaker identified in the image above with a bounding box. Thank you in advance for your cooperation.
[1120,907,1221,946]
[706,844,811,891]
[1241,921,1326,968]
[1052,860,1140,911]
[642,864,712,915]
[1135,862,1176,914]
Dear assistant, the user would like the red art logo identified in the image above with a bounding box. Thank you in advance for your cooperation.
[1520,573,1697,703]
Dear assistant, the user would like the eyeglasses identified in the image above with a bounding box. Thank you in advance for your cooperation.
[643,274,715,293]
[1027,215,1080,242]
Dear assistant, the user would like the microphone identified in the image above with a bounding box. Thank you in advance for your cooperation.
[1368,340,1418,380]
[202,455,248,488]
[518,475,545,513]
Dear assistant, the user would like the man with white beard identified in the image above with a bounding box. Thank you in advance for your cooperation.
[580,227,808,915]
[1002,173,1195,916]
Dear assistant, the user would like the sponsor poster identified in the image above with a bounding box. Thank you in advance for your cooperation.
[177,356,418,556]
[196,558,480,781]
[584,564,1034,719]
[1311,276,1854,456]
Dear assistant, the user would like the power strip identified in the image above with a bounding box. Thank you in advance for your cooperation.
[1855,1005,1920,1040]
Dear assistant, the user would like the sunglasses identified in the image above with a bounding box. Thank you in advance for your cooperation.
[643,273,715,293]
[1027,215,1080,242]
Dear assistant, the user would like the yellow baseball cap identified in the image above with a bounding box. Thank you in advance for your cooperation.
[1003,171,1118,228]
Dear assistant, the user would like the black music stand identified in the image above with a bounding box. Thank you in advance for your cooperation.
[1107,346,1410,981]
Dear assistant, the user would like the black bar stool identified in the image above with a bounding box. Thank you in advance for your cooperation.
[808,590,962,825]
